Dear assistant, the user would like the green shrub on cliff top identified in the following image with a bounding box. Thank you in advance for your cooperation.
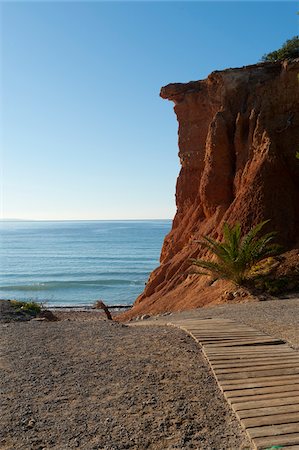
[262,36,299,61]
[191,221,281,286]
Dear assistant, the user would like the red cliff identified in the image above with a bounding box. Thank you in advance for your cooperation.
[121,60,299,320]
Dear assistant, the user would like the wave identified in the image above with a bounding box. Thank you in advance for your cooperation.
[0,279,145,291]
[1,270,150,278]
[3,255,158,262]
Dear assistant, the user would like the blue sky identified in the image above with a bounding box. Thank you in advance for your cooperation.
[1,1,298,220]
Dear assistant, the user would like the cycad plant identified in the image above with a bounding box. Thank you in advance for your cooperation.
[191,221,280,286]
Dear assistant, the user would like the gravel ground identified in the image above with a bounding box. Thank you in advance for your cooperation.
[148,297,299,350]
[0,317,250,450]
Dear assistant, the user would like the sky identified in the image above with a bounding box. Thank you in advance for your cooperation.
[1,1,298,220]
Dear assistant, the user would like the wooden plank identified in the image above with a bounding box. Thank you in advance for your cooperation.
[213,358,299,369]
[209,348,298,355]
[206,342,291,348]
[193,322,259,325]
[248,422,299,438]
[208,355,295,362]
[193,324,249,327]
[200,339,283,345]
[213,355,299,362]
[207,353,293,360]
[188,331,265,335]
[222,372,299,383]
[204,336,284,342]
[187,318,235,321]
[191,336,266,340]
[194,337,269,342]
[232,396,299,411]
[222,374,299,387]
[190,327,253,330]
[207,348,294,354]
[223,380,299,391]
[215,362,299,372]
[210,357,297,364]
[229,390,299,404]
[216,363,299,373]
[208,355,296,363]
[217,367,299,380]
[193,331,276,336]
[254,433,299,448]
[205,342,290,349]
[205,347,293,355]
[223,381,299,391]
[180,318,234,321]
[207,352,294,358]
[193,334,267,339]
[187,328,259,332]
[204,339,284,347]
[238,404,299,419]
[225,384,299,398]
[243,412,299,428]
[178,322,235,326]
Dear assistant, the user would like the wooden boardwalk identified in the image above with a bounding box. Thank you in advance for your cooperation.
[168,317,299,450]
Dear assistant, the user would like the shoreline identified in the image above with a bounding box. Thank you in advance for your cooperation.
[0,299,133,323]
[49,304,133,312]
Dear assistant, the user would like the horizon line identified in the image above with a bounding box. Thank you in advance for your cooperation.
[0,218,173,222]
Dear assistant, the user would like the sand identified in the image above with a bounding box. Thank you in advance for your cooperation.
[0,309,250,450]
[3,296,299,449]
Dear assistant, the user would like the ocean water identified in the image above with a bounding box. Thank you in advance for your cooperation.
[0,220,171,307]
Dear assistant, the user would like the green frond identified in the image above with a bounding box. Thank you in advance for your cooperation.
[191,219,281,286]
[189,269,210,276]
[196,236,232,262]
[222,222,242,261]
[240,220,270,249]
[191,258,235,280]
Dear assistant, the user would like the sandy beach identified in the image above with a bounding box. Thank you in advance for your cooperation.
[1,306,250,450]
[1,297,299,449]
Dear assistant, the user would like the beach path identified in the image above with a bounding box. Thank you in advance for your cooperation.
[164,317,299,449]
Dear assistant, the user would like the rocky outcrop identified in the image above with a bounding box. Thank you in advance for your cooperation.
[121,60,299,320]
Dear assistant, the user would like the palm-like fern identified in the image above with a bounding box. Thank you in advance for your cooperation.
[191,221,281,285]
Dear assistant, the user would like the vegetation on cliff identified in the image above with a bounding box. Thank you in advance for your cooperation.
[191,221,280,286]
[262,36,299,61]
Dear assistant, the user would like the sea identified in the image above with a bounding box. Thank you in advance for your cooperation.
[0,220,171,307]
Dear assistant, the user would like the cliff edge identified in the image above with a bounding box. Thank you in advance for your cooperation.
[121,60,299,320]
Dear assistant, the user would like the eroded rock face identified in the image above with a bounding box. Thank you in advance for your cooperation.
[122,61,299,320]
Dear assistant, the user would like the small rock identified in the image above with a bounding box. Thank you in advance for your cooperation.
[141,314,150,320]
[222,291,234,301]
[38,310,58,321]
[31,317,46,322]
[27,418,36,428]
